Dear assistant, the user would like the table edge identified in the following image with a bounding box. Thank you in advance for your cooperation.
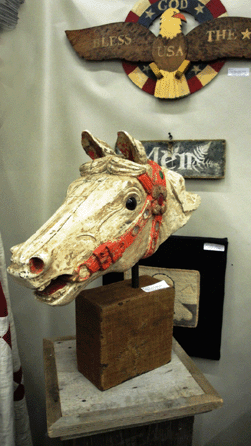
[43,336,223,439]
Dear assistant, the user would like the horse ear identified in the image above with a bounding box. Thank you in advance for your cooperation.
[167,170,201,212]
[116,131,148,165]
[81,131,115,160]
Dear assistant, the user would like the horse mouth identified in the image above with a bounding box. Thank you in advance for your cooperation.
[35,274,74,303]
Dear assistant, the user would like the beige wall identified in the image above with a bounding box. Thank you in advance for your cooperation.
[1,0,251,444]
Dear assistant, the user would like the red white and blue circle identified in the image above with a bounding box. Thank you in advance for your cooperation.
[123,0,227,98]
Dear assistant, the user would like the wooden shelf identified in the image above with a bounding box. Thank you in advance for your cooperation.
[43,336,222,441]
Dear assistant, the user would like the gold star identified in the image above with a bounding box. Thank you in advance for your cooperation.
[241,28,251,39]
[145,9,155,19]
[191,65,201,75]
[194,4,204,14]
[142,65,151,73]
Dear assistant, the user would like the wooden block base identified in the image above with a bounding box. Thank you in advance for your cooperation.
[76,275,175,390]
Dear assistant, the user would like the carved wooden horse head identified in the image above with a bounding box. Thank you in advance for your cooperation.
[8,131,200,305]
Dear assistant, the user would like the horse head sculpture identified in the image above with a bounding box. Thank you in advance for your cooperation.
[8,131,200,306]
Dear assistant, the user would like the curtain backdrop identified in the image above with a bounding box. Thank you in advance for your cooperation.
[0,6,32,445]
[0,232,32,445]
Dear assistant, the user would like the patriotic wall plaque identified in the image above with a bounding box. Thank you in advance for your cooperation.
[66,0,251,99]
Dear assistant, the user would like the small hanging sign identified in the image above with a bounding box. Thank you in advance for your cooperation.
[141,139,226,179]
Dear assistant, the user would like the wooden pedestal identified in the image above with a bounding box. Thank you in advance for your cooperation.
[76,275,175,390]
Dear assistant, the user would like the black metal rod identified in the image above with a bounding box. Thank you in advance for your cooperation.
[131,262,139,288]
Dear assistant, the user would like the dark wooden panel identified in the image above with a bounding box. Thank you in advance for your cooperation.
[140,139,226,179]
[187,17,251,62]
[140,235,228,360]
[72,416,194,446]
[65,22,155,61]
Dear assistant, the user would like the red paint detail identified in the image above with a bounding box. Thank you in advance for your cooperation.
[82,133,104,159]
[116,136,134,161]
[138,161,166,195]
[142,77,156,96]
[120,148,134,161]
[14,384,25,401]
[95,246,113,270]
[173,12,186,22]
[187,76,203,94]
[137,173,153,194]
[37,276,69,296]
[85,201,151,276]
[107,240,126,263]
[29,257,44,274]
[128,152,134,161]
[46,279,66,294]
[76,161,167,280]
[137,161,166,258]
[158,194,164,206]
[122,61,137,75]
[85,254,102,274]
[210,60,225,73]
[125,11,139,23]
[143,215,163,258]
[148,160,166,188]
[206,0,226,18]
[3,325,12,349]
[89,149,97,160]
[149,0,159,4]
[0,281,8,317]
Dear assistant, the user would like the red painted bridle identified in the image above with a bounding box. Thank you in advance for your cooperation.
[73,160,167,282]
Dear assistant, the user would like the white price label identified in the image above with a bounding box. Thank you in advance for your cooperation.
[141,280,170,293]
[228,68,249,77]
[203,243,225,252]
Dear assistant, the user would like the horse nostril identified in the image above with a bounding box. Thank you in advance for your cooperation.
[29,257,45,274]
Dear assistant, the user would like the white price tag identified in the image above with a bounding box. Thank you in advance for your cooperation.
[203,243,225,252]
[228,68,249,77]
[141,280,170,292]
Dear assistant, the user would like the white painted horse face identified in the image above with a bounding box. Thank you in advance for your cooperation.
[8,131,200,306]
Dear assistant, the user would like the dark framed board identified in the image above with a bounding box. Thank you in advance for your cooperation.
[124,266,200,328]
[141,140,226,179]
[103,235,228,360]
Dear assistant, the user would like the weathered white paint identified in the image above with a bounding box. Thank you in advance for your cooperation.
[7,131,200,306]
[2,1,251,445]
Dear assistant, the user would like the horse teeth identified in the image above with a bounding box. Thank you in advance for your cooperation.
[38,280,51,292]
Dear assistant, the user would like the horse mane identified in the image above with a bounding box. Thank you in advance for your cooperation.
[79,153,148,177]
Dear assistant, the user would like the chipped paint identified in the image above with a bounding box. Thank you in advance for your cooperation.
[8,131,200,306]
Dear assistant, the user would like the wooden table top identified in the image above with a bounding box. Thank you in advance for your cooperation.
[43,336,223,440]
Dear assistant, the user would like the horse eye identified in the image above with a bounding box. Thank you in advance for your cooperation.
[126,196,137,210]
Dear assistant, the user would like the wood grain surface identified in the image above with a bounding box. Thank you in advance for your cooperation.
[43,336,223,440]
[76,276,174,390]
